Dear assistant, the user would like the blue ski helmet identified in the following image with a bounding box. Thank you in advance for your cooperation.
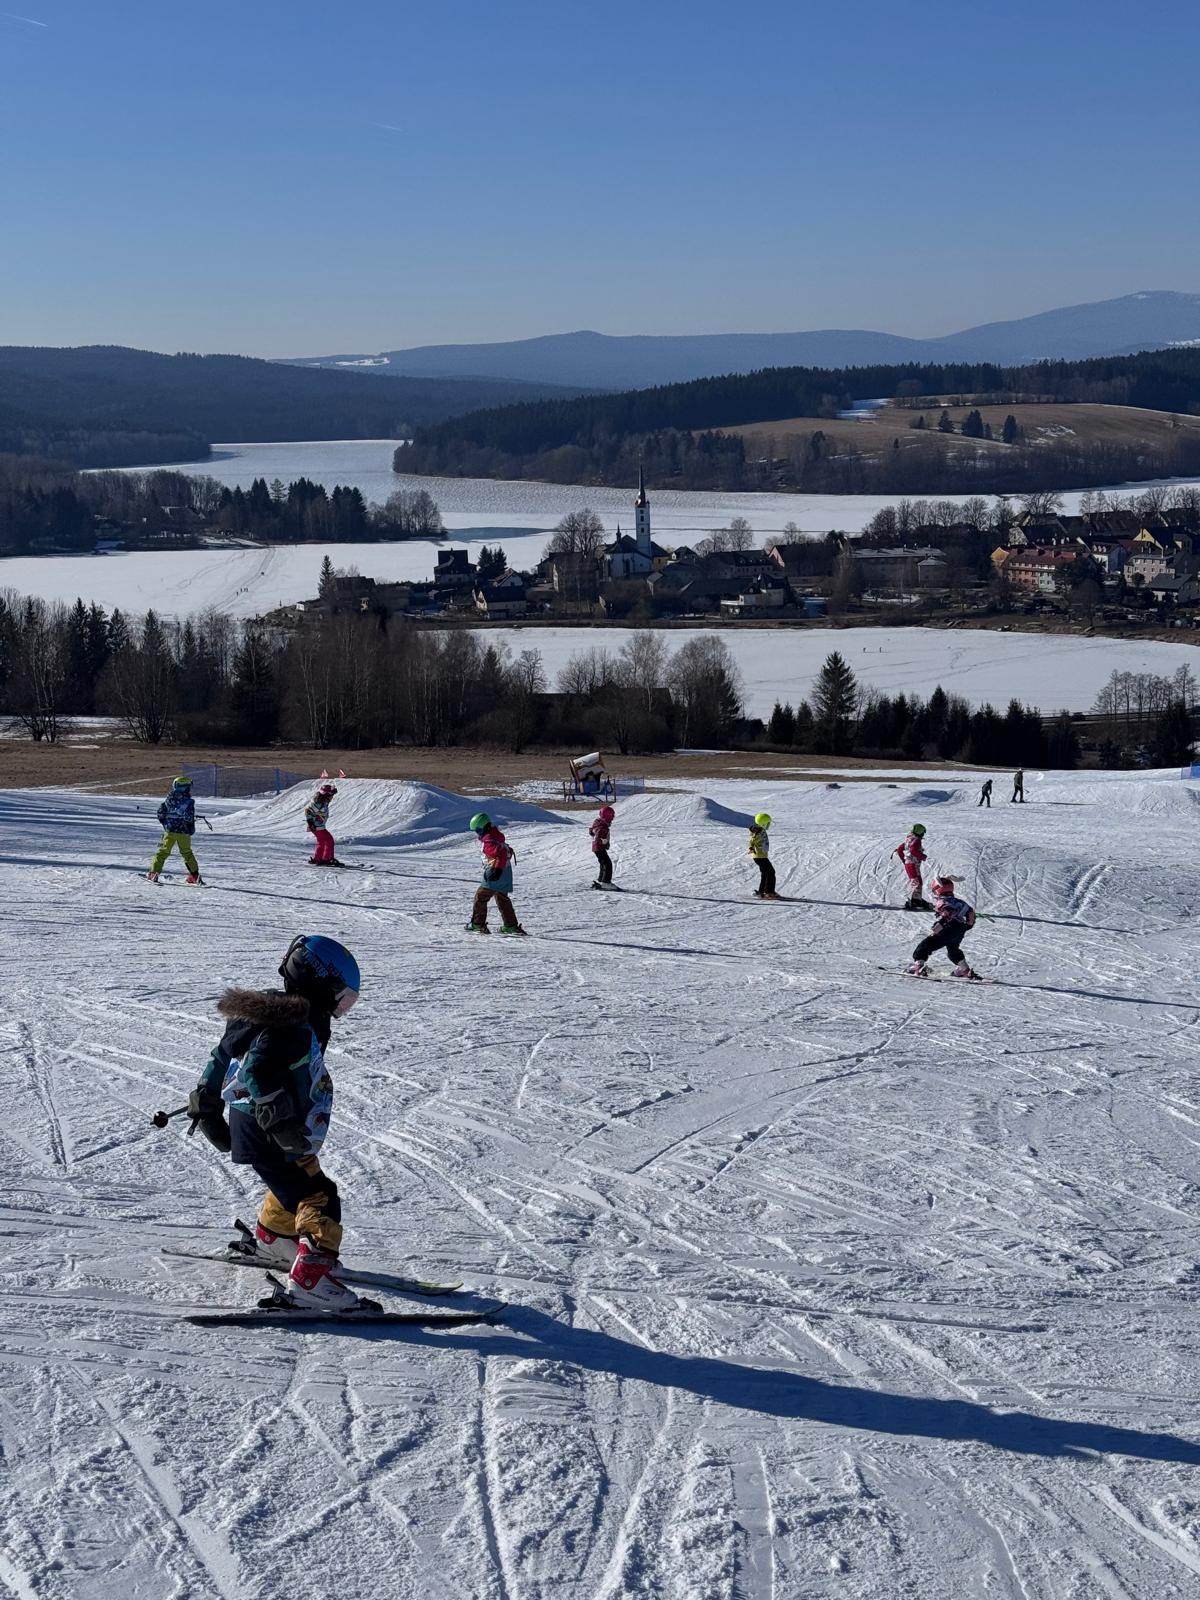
[280,934,360,1016]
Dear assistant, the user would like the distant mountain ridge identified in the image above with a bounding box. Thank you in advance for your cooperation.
[0,345,585,468]
[287,291,1200,391]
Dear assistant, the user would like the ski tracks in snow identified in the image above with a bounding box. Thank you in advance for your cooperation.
[3,779,1200,1597]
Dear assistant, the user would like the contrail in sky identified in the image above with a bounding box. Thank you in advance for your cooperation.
[1,12,49,24]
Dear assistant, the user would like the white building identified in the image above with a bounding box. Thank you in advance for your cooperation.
[606,468,667,579]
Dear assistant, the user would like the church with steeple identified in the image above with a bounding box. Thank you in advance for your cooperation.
[605,468,668,580]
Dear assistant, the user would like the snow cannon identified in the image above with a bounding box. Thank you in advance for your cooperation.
[568,752,610,799]
[570,752,606,782]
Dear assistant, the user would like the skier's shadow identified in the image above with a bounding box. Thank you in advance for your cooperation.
[992,978,1196,1011]
[551,933,754,963]
[0,853,141,874]
[286,1306,1200,1465]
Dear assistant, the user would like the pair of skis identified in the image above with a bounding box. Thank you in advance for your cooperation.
[165,1220,496,1328]
[882,965,991,984]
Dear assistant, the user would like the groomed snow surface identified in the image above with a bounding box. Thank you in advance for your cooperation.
[3,770,1200,1598]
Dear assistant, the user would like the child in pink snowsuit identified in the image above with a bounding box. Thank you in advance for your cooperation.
[895,824,928,909]
[589,805,614,888]
[305,784,337,865]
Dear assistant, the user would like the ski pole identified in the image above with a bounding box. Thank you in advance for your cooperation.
[197,814,214,832]
[151,1103,190,1130]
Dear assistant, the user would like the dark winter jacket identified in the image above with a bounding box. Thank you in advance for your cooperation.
[158,785,195,835]
[589,818,610,855]
[196,989,334,1162]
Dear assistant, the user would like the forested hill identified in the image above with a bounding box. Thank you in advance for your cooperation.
[395,348,1200,494]
[0,346,583,469]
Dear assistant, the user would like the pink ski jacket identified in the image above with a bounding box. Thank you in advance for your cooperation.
[932,890,976,929]
[897,832,927,866]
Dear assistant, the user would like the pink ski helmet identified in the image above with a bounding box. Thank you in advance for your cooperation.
[931,875,956,896]
[598,805,615,822]
[318,783,337,797]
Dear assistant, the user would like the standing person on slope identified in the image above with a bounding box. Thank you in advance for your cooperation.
[305,782,338,866]
[895,822,930,910]
[186,934,373,1310]
[590,805,616,889]
[908,876,981,980]
[978,779,993,808]
[748,812,779,899]
[466,813,526,935]
[1011,768,1025,803]
[147,775,202,884]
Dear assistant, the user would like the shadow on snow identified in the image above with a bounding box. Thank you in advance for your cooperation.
[258,1306,1200,1465]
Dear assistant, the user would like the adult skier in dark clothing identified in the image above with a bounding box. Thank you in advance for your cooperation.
[1011,769,1025,802]
[978,779,993,807]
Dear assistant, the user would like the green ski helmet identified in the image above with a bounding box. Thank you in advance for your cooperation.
[754,812,772,828]
[910,822,926,836]
[469,812,491,833]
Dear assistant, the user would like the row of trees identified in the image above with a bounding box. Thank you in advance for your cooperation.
[3,588,1192,765]
[764,655,1073,763]
[911,409,1020,442]
[0,454,451,557]
[209,480,446,542]
[1091,667,1198,764]
[766,653,1195,766]
[0,591,750,753]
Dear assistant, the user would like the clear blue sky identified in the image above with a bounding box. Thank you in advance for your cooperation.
[1,0,1197,356]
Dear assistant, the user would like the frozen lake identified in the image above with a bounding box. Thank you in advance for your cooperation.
[125,437,909,541]
[136,437,1200,543]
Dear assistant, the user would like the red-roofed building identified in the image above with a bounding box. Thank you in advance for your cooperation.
[1001,547,1084,593]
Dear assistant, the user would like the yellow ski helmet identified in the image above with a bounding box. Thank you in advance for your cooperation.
[754,812,772,828]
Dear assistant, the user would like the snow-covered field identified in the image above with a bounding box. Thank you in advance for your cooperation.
[485,625,1200,718]
[3,768,1200,1599]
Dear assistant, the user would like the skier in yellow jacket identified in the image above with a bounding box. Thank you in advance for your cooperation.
[748,812,779,900]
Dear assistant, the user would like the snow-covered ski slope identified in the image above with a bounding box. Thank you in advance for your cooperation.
[2,770,1200,1599]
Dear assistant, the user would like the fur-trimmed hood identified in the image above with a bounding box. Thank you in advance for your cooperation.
[218,988,311,1027]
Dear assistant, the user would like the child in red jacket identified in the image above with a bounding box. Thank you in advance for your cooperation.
[589,805,615,889]
[895,823,930,910]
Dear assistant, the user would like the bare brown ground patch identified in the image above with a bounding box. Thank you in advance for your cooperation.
[0,739,977,797]
[728,401,1200,459]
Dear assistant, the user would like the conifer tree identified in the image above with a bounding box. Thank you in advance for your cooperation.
[811,652,859,754]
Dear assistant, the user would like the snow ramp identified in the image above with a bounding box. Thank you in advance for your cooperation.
[221,779,568,847]
[615,790,759,833]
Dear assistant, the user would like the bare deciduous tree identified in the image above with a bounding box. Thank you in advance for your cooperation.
[549,509,606,558]
[666,636,744,748]
[6,597,70,743]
